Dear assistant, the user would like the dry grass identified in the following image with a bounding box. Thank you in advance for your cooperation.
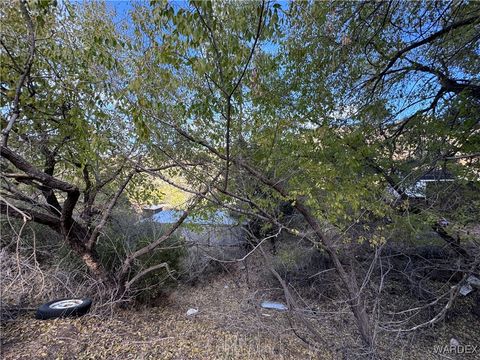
[1,265,329,360]
[0,249,119,321]
[1,251,479,359]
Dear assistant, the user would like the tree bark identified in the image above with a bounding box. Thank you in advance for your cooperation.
[1,145,112,284]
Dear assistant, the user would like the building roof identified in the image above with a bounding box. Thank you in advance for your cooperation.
[419,169,455,181]
[142,204,164,211]
[151,210,237,226]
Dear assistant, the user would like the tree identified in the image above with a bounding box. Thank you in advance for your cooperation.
[2,0,478,352]
[1,0,221,294]
[1,0,134,282]
[124,0,479,348]
[122,0,380,347]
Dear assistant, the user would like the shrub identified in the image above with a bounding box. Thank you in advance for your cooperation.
[0,209,187,308]
[98,211,186,302]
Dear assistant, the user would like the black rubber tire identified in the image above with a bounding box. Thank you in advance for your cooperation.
[35,298,92,320]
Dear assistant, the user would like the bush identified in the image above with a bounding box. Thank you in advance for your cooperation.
[0,247,115,321]
[98,210,186,302]
[0,209,187,308]
[270,234,333,284]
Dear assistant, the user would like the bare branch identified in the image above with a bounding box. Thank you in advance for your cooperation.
[0,202,60,230]
[224,0,266,190]
[0,196,32,222]
[125,262,175,291]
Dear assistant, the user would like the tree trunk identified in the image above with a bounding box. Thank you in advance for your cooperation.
[321,238,374,348]
[297,204,374,347]
[238,162,375,347]
[67,224,112,285]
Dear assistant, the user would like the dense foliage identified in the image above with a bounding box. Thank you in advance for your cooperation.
[1,0,479,351]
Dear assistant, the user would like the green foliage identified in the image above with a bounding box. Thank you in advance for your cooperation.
[129,229,185,302]
[99,219,175,272]
[120,0,479,246]
[274,246,307,272]
[1,0,137,188]
[2,0,479,295]
[127,175,190,209]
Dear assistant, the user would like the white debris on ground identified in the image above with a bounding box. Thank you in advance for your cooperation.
[260,301,288,311]
[460,284,473,296]
[186,308,199,316]
[459,275,480,296]
[450,338,460,347]
[467,275,480,288]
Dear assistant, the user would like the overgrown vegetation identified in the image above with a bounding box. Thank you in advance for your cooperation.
[1,0,479,358]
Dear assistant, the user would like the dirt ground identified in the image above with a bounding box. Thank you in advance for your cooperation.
[1,264,479,360]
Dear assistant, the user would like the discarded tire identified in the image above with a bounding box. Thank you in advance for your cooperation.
[35,298,92,320]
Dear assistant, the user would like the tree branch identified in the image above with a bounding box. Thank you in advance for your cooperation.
[224,0,265,190]
[1,146,78,193]
[86,171,135,250]
[1,0,36,147]
[371,15,479,91]
[0,202,60,230]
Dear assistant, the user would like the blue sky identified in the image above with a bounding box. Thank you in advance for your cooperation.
[70,0,445,124]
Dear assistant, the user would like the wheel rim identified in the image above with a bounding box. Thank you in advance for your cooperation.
[49,299,83,309]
